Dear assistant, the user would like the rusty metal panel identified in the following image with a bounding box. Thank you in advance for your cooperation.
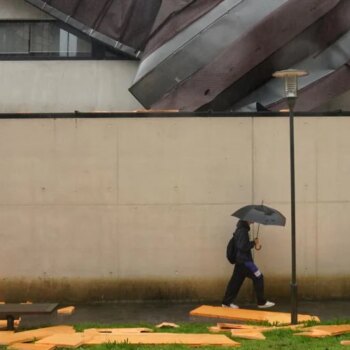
[149,0,195,35]
[145,0,224,57]
[203,0,350,111]
[23,0,350,110]
[131,0,339,110]
[24,0,161,57]
[71,0,111,27]
[233,28,350,112]
[48,0,81,14]
[130,0,293,109]
[96,0,161,51]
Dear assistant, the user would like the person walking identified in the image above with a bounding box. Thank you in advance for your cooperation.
[222,219,275,309]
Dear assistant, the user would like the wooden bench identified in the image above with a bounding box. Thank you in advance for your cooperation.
[0,303,58,330]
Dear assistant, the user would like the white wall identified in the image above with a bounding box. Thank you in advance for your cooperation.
[0,116,349,301]
[0,0,142,114]
[0,61,142,113]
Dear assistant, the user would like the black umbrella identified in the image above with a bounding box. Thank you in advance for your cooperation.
[232,204,286,226]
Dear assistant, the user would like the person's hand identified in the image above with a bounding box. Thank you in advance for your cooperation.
[254,238,262,250]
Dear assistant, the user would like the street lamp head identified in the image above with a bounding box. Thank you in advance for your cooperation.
[273,69,308,99]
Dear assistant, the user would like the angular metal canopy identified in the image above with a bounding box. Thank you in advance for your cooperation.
[201,0,350,112]
[25,0,350,112]
[234,28,350,112]
[24,0,163,58]
[130,0,342,111]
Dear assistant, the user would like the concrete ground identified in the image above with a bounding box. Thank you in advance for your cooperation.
[18,300,350,329]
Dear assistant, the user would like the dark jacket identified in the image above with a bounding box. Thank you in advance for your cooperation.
[234,220,255,264]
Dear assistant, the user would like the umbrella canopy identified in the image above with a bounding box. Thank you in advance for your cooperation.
[232,205,286,226]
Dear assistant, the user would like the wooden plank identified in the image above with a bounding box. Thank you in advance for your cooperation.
[85,333,240,346]
[57,306,75,315]
[155,322,179,328]
[217,323,270,331]
[309,325,350,336]
[0,326,75,346]
[341,340,350,346]
[208,326,225,333]
[36,334,88,348]
[219,323,302,331]
[215,323,303,334]
[9,343,56,350]
[84,328,153,335]
[218,323,262,330]
[294,330,331,338]
[230,329,266,340]
[295,325,350,338]
[209,325,269,333]
[190,305,319,324]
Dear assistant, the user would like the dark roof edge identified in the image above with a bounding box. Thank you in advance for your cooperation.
[1,111,350,119]
[24,0,141,59]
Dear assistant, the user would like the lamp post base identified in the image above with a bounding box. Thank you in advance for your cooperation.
[291,282,298,324]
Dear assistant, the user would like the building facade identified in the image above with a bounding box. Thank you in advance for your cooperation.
[0,1,349,302]
[0,0,141,113]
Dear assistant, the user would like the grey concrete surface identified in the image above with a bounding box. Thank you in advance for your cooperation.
[15,300,350,329]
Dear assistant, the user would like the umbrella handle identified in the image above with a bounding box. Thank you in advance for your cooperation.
[256,224,260,239]
[254,224,261,250]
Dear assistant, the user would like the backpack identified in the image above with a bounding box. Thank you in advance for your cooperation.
[226,234,236,264]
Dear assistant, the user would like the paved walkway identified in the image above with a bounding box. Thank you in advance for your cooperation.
[18,300,350,329]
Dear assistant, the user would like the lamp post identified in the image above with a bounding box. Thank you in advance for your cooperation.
[273,69,308,325]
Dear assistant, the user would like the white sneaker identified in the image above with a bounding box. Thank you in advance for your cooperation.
[258,301,275,309]
[222,303,239,309]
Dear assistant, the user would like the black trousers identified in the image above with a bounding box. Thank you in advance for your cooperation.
[222,263,266,305]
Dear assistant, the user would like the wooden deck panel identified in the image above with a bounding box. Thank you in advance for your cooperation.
[190,305,320,324]
[36,334,88,348]
[83,328,153,335]
[0,326,75,346]
[9,343,56,350]
[84,332,240,346]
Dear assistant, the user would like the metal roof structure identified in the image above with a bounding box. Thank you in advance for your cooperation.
[24,0,163,58]
[25,0,350,112]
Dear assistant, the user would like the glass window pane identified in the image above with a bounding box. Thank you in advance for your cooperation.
[59,29,69,56]
[0,23,29,54]
[76,36,92,54]
[29,22,92,57]
[0,21,112,59]
[67,33,77,56]
[67,33,92,57]
[30,22,61,54]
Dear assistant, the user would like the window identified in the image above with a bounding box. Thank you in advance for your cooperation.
[0,21,130,60]
[0,23,29,54]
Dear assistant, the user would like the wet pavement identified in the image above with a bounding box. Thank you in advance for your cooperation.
[18,300,350,329]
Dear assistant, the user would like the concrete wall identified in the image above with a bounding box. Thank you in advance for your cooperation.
[0,116,349,302]
[0,0,142,114]
[0,61,142,113]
